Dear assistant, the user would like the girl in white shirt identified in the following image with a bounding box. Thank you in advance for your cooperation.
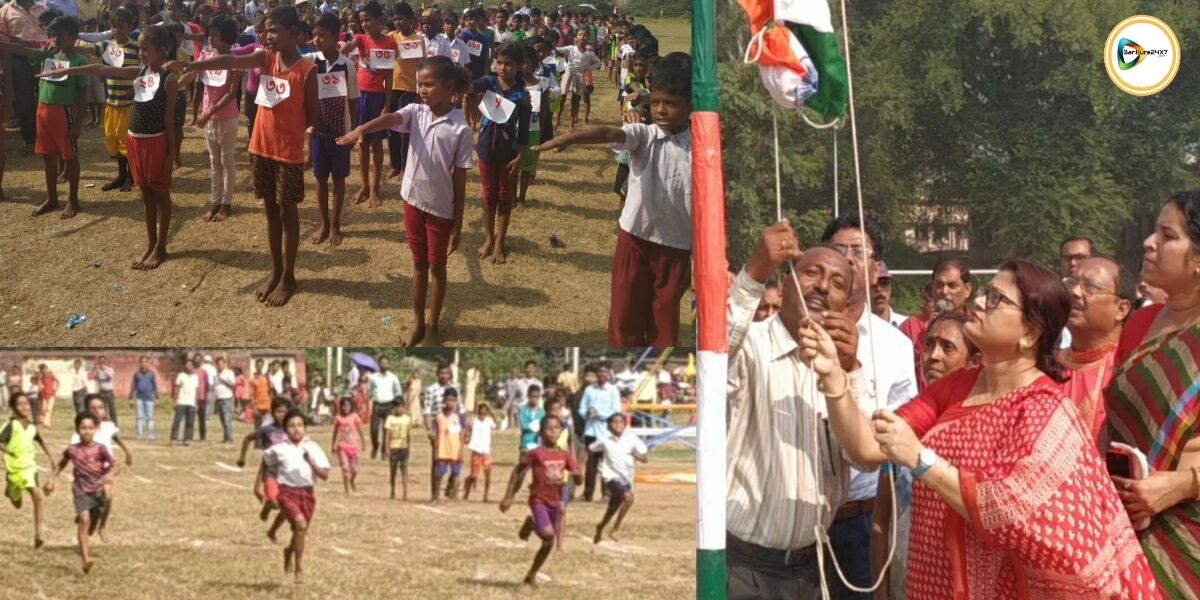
[554,28,601,129]
[256,411,330,584]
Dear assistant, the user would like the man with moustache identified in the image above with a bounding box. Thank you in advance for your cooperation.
[871,262,906,328]
[726,220,880,599]
[1057,256,1135,441]
[818,213,918,599]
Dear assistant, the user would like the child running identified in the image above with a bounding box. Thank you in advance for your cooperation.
[590,413,647,543]
[70,394,132,543]
[192,14,242,222]
[44,413,114,573]
[462,402,495,502]
[338,55,471,347]
[0,392,54,549]
[0,16,89,218]
[304,12,359,246]
[237,397,290,537]
[172,5,318,307]
[470,41,531,265]
[535,53,692,346]
[380,400,411,500]
[331,397,365,495]
[255,410,330,583]
[499,414,581,587]
[46,25,186,269]
[429,388,466,502]
[553,28,600,130]
[348,0,396,208]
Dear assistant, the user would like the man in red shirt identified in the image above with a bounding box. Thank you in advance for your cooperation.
[37,364,59,427]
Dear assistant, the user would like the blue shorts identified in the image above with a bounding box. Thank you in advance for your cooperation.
[605,479,631,508]
[434,460,462,478]
[357,91,388,143]
[310,134,351,180]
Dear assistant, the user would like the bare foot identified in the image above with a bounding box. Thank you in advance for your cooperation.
[255,273,282,303]
[267,527,279,544]
[593,527,603,544]
[293,569,304,584]
[283,547,293,572]
[32,199,60,216]
[120,180,132,192]
[329,229,343,247]
[366,190,381,208]
[139,247,167,270]
[351,187,368,205]
[387,168,402,180]
[212,205,230,222]
[476,239,494,260]
[491,245,507,265]
[132,246,155,270]
[99,527,109,544]
[0,189,6,201]
[420,327,442,347]
[265,277,296,307]
[311,225,329,244]
[400,322,425,347]
[61,202,79,219]
[203,206,218,222]
[83,560,94,574]
[523,575,538,588]
[607,530,620,543]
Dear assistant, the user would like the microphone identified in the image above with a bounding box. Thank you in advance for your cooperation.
[935,299,953,315]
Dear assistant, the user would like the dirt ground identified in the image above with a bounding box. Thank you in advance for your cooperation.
[0,405,698,599]
[0,20,693,348]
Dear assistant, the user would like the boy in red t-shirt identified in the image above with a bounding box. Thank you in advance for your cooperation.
[499,414,581,587]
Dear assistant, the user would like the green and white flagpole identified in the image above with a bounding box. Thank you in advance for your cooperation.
[692,0,727,595]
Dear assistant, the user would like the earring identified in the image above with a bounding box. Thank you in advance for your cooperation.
[1018,338,1032,351]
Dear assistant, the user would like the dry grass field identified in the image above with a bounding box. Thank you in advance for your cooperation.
[0,19,693,348]
[0,405,698,599]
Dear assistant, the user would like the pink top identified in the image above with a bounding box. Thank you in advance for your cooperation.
[200,51,241,120]
[232,43,261,93]
[334,413,362,450]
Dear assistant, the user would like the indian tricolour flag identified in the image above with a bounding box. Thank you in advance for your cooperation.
[737,0,847,119]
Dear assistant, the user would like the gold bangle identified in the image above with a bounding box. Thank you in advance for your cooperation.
[821,371,850,400]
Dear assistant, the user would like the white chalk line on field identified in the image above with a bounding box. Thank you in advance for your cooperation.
[155,463,176,471]
[133,475,153,484]
[214,461,243,473]
[192,470,250,491]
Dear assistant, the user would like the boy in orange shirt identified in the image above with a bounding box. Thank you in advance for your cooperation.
[428,388,466,502]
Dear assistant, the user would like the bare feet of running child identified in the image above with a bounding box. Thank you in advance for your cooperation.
[83,559,94,574]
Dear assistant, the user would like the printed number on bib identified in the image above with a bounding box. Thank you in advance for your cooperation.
[398,41,424,59]
[201,68,227,87]
[478,89,517,123]
[318,71,347,99]
[466,40,483,56]
[41,58,69,82]
[255,75,291,108]
[368,48,396,70]
[450,47,462,63]
[133,73,160,102]
[103,44,124,67]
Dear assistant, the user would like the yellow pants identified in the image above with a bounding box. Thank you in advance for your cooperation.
[103,104,133,157]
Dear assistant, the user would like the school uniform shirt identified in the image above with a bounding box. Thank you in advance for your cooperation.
[32,50,89,105]
[257,423,287,449]
[70,420,119,455]
[521,446,578,508]
[248,50,315,165]
[352,33,398,93]
[303,50,359,137]
[174,372,199,407]
[471,75,531,164]
[589,430,647,487]
[423,32,452,58]
[614,123,692,251]
[262,438,330,488]
[392,103,473,220]
[388,31,424,93]
[491,27,513,45]
[84,39,140,107]
[444,37,471,67]
[556,44,601,75]
[467,416,495,454]
[458,28,489,78]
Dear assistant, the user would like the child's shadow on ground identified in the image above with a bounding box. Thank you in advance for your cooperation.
[462,577,525,592]
[202,580,283,593]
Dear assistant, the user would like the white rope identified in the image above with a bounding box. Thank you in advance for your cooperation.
[773,108,811,321]
[743,26,768,65]
[833,132,839,217]
[800,110,842,130]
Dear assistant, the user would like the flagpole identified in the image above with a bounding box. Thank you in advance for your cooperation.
[692,0,727,595]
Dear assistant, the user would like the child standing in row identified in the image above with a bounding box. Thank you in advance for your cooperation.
[338,56,471,347]
[79,7,139,193]
[554,28,599,131]
[471,41,531,265]
[0,16,89,219]
[0,392,53,549]
[591,413,647,543]
[349,0,395,208]
[47,25,183,270]
[516,37,557,207]
[175,5,317,307]
[463,402,495,502]
[386,2,422,180]
[256,411,330,583]
[535,53,692,346]
[382,401,411,500]
[331,398,364,495]
[45,413,114,574]
[193,14,242,223]
[499,414,580,587]
[304,13,358,246]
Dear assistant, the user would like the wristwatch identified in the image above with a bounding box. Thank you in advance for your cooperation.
[912,447,939,479]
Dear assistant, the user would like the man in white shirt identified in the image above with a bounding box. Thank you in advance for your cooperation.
[871,261,907,328]
[90,355,118,425]
[214,357,237,444]
[726,222,879,598]
[198,354,218,443]
[613,361,638,394]
[243,0,262,20]
[171,364,200,445]
[819,213,918,598]
[71,358,90,415]
[368,357,403,460]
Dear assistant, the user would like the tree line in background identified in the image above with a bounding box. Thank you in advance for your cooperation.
[717,0,1200,312]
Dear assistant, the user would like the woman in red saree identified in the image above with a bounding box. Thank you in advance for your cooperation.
[801,259,1158,599]
[1106,193,1200,599]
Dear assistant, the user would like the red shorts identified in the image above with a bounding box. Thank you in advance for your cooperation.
[478,159,515,216]
[126,133,172,193]
[34,102,77,160]
[608,229,691,347]
[403,201,454,268]
[263,477,280,502]
[470,452,492,477]
[276,485,316,524]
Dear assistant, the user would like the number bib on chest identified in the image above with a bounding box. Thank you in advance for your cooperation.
[133,72,161,102]
[200,68,227,87]
[255,75,291,108]
[317,71,347,99]
[479,89,516,123]
[398,40,424,59]
[466,40,483,56]
[103,43,124,67]
[41,58,69,82]
[367,48,395,71]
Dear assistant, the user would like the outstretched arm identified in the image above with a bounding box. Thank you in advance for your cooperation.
[167,49,265,73]
[533,125,623,152]
[337,109,410,146]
